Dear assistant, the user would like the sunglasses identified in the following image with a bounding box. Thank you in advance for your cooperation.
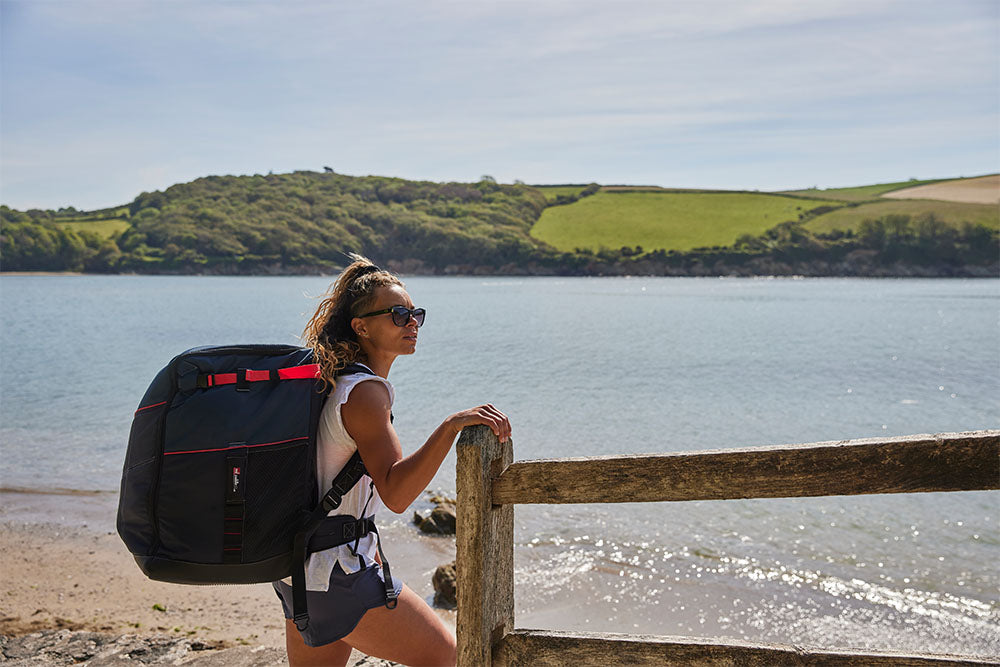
[358,305,426,328]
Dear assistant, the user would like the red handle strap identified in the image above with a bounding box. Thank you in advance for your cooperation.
[199,363,320,388]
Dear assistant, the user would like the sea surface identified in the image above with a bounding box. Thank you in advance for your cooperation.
[1,275,998,656]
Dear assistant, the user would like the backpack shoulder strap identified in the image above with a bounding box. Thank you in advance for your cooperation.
[292,360,404,630]
[319,450,367,513]
[338,362,373,376]
[292,450,370,632]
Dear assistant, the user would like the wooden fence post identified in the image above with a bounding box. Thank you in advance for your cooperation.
[457,425,514,667]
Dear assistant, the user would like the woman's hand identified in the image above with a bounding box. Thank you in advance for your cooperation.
[445,404,511,443]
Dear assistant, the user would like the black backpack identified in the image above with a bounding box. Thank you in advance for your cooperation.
[116,344,396,632]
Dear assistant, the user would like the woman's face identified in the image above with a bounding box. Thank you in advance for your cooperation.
[352,285,420,357]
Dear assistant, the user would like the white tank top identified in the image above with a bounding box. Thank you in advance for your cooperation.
[302,366,394,591]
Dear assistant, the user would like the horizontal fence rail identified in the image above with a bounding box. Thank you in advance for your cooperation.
[492,431,1000,505]
[456,428,1000,666]
[498,630,999,666]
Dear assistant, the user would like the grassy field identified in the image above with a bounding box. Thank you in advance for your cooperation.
[53,217,131,238]
[531,190,845,252]
[777,178,946,202]
[806,199,999,234]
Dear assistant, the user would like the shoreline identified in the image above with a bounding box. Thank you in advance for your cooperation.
[0,489,455,662]
[0,486,115,496]
[3,270,998,279]
[0,271,87,277]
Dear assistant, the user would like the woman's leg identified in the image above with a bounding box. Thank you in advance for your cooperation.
[283,619,353,667]
[343,584,456,667]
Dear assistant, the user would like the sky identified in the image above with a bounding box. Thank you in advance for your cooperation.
[1,0,997,211]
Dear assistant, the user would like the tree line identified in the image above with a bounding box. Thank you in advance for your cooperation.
[1,171,996,276]
[1,172,550,273]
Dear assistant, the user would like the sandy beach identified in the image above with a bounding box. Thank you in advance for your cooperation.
[0,489,456,664]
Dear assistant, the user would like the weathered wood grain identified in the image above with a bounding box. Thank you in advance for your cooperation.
[456,425,514,667]
[492,431,999,505]
[498,630,997,666]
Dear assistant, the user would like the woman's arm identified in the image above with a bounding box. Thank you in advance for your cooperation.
[341,380,511,514]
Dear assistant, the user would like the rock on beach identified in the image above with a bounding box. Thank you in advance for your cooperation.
[431,561,457,609]
[412,495,457,535]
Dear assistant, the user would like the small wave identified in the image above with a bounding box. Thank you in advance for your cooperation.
[513,534,999,654]
[716,553,997,624]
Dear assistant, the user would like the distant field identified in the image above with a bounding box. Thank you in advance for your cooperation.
[53,218,130,238]
[805,199,999,234]
[531,191,844,252]
[602,185,673,192]
[533,185,588,203]
[882,174,999,205]
[778,178,945,202]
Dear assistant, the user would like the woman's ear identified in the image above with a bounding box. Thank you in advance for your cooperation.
[351,317,367,339]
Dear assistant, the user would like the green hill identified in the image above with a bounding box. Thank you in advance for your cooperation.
[532,177,997,255]
[531,189,845,253]
[1,172,549,273]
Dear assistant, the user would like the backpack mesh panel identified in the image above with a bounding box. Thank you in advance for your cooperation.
[243,442,312,562]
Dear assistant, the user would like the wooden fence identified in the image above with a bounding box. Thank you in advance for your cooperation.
[455,428,1000,666]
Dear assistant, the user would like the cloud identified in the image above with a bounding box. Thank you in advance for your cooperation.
[1,0,996,209]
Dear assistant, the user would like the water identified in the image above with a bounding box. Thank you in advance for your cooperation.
[1,275,998,656]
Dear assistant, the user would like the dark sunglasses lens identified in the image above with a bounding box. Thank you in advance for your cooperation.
[390,307,409,326]
[392,306,425,327]
[389,306,425,327]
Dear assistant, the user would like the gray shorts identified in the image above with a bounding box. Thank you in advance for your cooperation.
[273,563,403,647]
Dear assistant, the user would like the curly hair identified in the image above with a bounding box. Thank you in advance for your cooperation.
[302,254,404,389]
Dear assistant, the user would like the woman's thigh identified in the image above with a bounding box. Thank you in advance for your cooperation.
[283,619,353,667]
[343,584,456,666]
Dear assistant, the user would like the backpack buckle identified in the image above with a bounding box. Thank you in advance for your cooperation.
[236,368,250,392]
[321,490,343,512]
[384,585,398,609]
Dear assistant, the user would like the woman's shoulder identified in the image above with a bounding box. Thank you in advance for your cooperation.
[330,370,394,406]
[334,374,394,442]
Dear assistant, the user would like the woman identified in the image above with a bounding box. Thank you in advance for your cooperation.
[272,255,511,667]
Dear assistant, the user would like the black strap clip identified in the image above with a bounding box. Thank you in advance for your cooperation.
[293,612,309,632]
[236,368,250,392]
[321,488,344,513]
[384,587,399,610]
